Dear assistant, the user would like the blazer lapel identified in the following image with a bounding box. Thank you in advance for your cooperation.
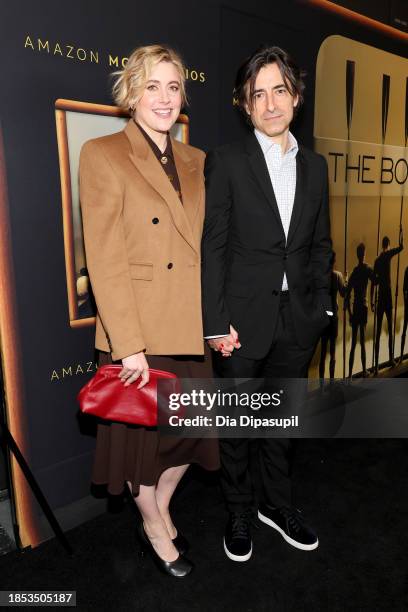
[287,148,307,246]
[125,121,197,254]
[245,133,285,237]
[172,138,201,234]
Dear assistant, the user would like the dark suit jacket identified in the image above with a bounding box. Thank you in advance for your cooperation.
[201,131,333,360]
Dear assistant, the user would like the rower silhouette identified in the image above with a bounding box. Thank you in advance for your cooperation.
[345,243,376,378]
[399,265,408,363]
[371,231,403,375]
[319,252,346,380]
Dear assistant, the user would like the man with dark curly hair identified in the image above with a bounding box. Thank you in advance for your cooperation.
[202,45,333,561]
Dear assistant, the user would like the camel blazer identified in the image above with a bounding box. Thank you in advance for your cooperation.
[79,120,205,360]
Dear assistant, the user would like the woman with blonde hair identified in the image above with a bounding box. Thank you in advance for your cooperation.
[80,44,219,578]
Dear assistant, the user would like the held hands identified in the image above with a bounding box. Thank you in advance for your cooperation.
[119,352,149,388]
[207,324,241,357]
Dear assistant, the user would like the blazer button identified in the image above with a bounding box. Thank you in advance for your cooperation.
[167,263,173,269]
[152,217,159,224]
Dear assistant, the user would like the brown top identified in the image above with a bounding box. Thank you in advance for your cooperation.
[134,120,183,203]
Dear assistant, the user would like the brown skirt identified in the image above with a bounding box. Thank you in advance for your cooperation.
[92,351,220,496]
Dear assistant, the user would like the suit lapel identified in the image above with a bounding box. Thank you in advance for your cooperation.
[287,148,307,246]
[125,120,198,254]
[245,133,285,237]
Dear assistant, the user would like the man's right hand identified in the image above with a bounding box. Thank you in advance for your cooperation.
[119,352,149,388]
[207,325,241,357]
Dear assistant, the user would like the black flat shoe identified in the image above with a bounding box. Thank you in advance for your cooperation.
[172,532,189,555]
[138,523,193,577]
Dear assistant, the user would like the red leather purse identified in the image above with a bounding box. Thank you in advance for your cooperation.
[77,365,178,426]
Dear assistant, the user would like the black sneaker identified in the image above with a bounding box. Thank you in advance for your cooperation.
[224,510,253,562]
[258,505,318,551]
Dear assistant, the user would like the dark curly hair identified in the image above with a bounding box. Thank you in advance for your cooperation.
[234,45,306,120]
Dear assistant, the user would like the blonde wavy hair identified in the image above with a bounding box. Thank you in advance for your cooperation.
[112,44,187,112]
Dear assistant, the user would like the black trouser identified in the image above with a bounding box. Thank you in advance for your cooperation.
[212,292,316,512]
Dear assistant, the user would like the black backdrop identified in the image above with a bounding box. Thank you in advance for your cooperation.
[0,0,406,545]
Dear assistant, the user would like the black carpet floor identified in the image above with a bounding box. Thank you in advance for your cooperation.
[0,439,407,612]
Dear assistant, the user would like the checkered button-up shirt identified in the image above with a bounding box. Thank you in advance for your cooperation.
[254,129,298,291]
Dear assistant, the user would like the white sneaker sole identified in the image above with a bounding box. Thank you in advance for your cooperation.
[223,538,252,562]
[257,510,319,551]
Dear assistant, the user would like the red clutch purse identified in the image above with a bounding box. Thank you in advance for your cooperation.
[77,365,178,426]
